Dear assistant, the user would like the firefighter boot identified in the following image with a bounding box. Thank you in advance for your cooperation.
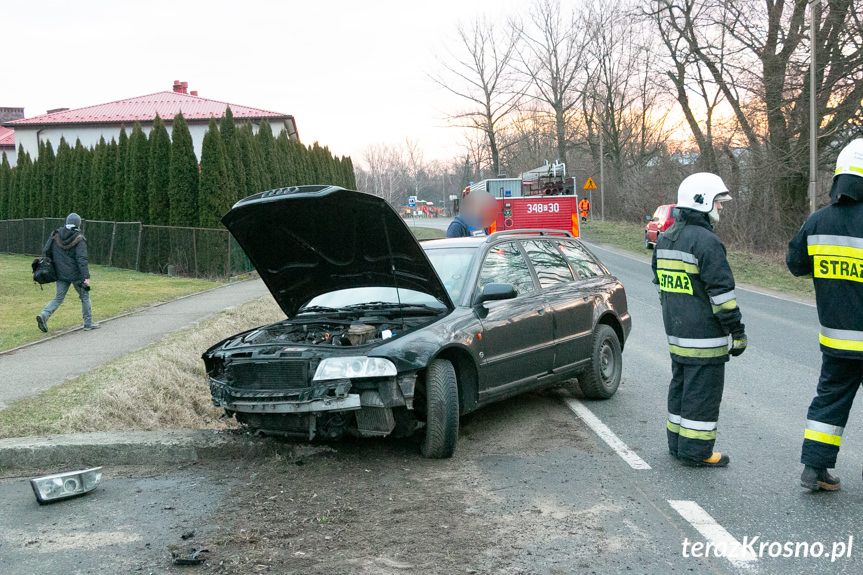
[800,466,840,491]
[680,452,730,468]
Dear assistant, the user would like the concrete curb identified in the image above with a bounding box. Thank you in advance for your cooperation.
[0,429,328,476]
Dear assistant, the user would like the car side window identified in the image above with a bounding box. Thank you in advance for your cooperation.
[476,242,536,297]
[523,240,575,288]
[558,241,606,279]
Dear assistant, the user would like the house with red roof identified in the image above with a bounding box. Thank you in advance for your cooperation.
[1,82,298,161]
[0,126,15,167]
[0,106,24,167]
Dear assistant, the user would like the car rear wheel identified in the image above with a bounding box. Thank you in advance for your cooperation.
[578,324,622,399]
[420,359,459,459]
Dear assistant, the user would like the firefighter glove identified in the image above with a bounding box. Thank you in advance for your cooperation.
[730,332,747,357]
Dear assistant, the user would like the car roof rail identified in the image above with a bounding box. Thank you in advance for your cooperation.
[485,229,574,242]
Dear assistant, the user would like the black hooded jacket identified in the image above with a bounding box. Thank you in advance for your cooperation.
[652,209,744,365]
[44,227,90,283]
[787,174,863,358]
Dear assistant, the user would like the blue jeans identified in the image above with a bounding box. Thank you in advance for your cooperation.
[40,280,93,327]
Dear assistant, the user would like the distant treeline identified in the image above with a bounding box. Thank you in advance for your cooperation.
[0,107,357,227]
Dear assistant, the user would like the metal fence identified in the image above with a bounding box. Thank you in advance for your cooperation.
[0,218,253,279]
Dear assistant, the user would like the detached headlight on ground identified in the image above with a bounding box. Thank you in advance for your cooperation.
[30,467,103,504]
[313,357,397,381]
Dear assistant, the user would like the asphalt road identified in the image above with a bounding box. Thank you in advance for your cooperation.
[406,216,454,231]
[579,240,863,575]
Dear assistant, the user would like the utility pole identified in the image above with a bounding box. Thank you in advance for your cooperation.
[599,121,605,222]
[809,0,819,215]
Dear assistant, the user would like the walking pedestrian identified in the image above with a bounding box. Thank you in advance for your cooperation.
[787,139,863,492]
[36,213,100,332]
[578,198,591,222]
[652,173,746,467]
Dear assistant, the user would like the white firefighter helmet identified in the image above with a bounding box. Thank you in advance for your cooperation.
[676,172,732,213]
[834,139,863,179]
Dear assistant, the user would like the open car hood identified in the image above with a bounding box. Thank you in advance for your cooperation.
[222,186,455,317]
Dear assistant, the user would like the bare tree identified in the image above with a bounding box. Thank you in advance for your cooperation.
[581,0,673,197]
[650,0,863,233]
[434,16,523,176]
[514,0,587,167]
[358,143,407,206]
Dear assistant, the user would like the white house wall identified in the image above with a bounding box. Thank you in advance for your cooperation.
[13,120,289,161]
[1,148,17,168]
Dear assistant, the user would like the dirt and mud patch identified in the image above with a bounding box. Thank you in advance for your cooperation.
[203,389,616,574]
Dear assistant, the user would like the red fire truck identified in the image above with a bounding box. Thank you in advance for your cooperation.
[468,161,580,237]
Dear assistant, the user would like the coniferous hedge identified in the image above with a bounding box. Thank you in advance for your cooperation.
[147,115,171,225]
[125,121,149,222]
[0,107,357,226]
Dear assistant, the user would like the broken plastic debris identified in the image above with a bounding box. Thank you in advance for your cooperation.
[170,546,209,565]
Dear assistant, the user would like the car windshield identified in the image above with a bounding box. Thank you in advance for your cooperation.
[423,247,475,304]
[302,287,446,311]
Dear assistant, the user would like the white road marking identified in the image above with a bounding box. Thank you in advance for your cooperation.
[564,398,651,470]
[668,499,758,570]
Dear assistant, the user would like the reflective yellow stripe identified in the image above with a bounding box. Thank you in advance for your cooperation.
[808,244,863,259]
[711,299,738,313]
[819,332,863,352]
[656,258,700,274]
[812,256,863,282]
[657,270,694,294]
[669,344,729,358]
[667,421,680,434]
[835,166,863,175]
[679,428,717,441]
[804,428,842,446]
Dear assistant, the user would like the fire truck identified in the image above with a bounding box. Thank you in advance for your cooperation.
[468,161,579,237]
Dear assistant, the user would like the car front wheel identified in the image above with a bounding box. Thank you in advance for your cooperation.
[578,324,622,399]
[420,359,459,459]
[645,231,653,250]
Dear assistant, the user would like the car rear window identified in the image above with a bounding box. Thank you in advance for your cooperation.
[522,240,575,288]
[477,242,536,297]
[558,241,606,279]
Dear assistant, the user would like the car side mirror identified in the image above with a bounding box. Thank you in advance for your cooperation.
[475,283,517,306]
[645,215,651,221]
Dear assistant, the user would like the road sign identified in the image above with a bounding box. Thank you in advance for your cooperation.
[583,177,597,190]
[408,196,417,207]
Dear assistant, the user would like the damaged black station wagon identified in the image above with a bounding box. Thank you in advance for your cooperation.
[203,186,631,458]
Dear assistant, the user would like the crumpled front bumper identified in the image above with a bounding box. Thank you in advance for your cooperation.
[209,377,361,413]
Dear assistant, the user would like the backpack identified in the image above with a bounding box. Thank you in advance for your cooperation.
[32,256,57,289]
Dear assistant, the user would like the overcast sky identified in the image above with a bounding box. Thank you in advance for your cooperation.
[4,0,529,165]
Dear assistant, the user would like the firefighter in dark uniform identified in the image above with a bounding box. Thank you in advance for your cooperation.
[652,173,747,467]
[788,139,863,492]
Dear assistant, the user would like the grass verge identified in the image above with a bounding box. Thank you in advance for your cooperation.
[0,254,224,351]
[580,219,815,299]
[0,296,284,439]
[410,225,446,240]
